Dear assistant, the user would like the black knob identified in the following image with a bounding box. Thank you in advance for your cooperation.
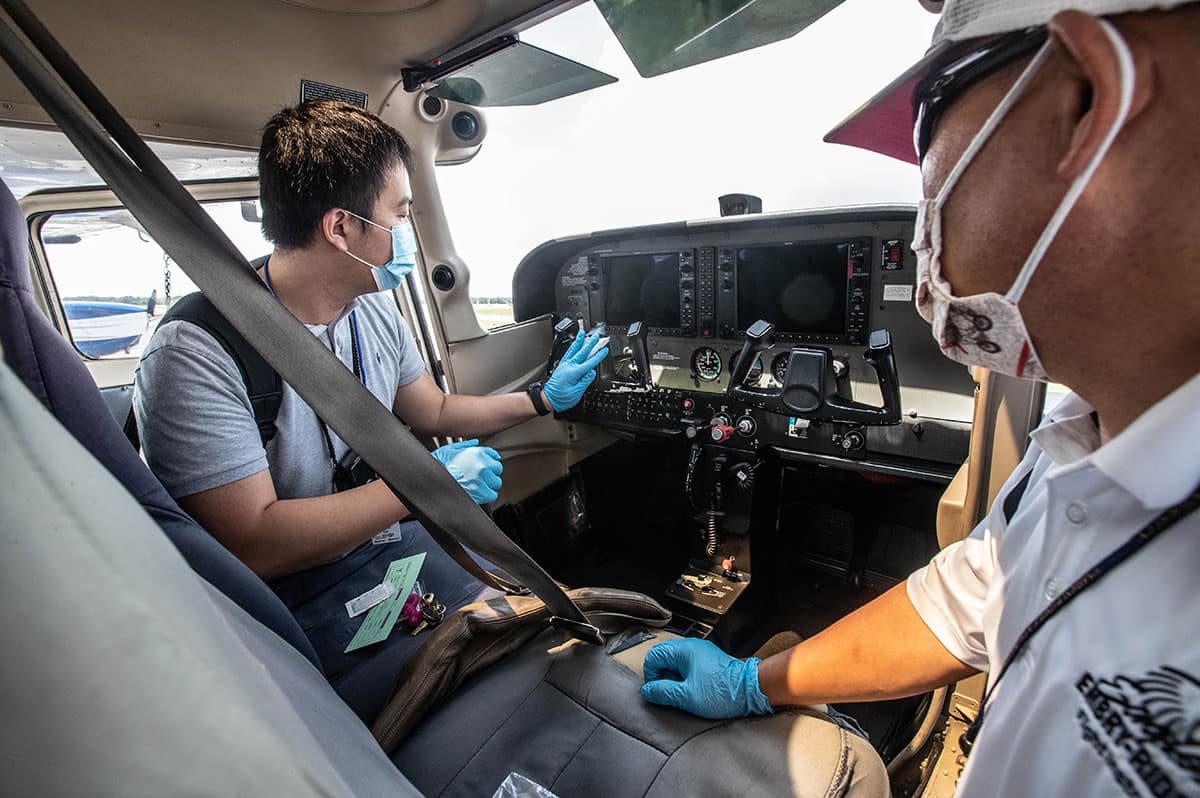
[840,430,866,452]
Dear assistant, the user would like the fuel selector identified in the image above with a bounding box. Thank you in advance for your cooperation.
[736,416,757,437]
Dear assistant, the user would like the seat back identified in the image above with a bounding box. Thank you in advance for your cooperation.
[0,358,419,796]
[0,180,319,670]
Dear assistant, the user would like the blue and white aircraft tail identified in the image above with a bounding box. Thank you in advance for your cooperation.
[63,289,154,357]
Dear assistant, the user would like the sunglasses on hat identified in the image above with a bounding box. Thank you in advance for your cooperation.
[912,26,1049,162]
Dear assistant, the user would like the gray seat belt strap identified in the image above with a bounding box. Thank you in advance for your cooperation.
[0,0,598,643]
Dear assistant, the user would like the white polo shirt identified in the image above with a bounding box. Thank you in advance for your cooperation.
[908,372,1200,798]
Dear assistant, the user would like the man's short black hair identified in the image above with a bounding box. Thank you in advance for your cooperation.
[259,100,414,249]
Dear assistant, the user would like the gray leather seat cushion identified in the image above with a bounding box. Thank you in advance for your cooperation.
[393,629,889,797]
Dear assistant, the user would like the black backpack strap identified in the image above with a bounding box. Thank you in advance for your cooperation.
[123,403,141,451]
[158,291,283,445]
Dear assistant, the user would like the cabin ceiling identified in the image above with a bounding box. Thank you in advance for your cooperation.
[0,0,572,149]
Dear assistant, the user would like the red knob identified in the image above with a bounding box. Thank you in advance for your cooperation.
[710,424,735,443]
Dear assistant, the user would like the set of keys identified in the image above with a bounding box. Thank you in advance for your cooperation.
[409,592,446,636]
[677,574,713,590]
[675,573,729,598]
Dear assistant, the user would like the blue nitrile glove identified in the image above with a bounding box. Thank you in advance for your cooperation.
[544,330,609,412]
[431,439,503,504]
[641,638,773,720]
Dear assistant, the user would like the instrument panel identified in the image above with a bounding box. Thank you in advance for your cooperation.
[570,237,871,345]
[517,206,977,482]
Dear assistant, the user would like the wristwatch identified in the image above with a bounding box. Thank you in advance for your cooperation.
[526,381,552,416]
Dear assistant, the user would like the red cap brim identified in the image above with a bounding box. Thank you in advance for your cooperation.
[822,43,950,165]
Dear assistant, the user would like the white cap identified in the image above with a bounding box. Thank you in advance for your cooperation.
[823,0,1194,164]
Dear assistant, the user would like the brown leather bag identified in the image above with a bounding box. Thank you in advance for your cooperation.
[371,587,672,750]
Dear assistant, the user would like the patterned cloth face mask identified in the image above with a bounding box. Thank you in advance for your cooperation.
[913,20,1135,382]
[342,209,419,292]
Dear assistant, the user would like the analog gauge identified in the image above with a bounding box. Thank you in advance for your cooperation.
[772,353,790,384]
[692,347,722,382]
[729,351,764,386]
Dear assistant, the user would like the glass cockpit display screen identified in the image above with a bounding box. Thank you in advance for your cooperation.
[603,252,681,328]
[736,243,847,334]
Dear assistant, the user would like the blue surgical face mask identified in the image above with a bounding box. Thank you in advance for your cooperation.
[342,209,418,292]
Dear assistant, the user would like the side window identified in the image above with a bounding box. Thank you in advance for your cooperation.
[39,199,270,359]
[1041,382,1071,422]
[471,296,517,330]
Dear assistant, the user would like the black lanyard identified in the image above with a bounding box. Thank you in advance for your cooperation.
[961,482,1200,754]
[261,259,366,470]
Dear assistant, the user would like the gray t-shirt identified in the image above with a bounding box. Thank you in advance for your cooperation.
[133,290,427,527]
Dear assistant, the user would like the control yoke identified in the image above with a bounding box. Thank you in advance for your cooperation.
[727,320,901,425]
[625,321,651,388]
[546,317,652,389]
[546,316,579,377]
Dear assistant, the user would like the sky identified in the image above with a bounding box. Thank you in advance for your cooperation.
[40,0,939,303]
[437,0,939,296]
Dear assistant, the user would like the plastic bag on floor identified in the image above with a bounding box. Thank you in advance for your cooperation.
[492,772,560,798]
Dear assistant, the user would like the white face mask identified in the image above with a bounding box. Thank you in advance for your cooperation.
[913,20,1135,382]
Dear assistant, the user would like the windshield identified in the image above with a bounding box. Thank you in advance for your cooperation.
[438,0,938,328]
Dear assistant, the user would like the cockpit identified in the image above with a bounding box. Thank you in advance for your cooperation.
[0,1,1069,797]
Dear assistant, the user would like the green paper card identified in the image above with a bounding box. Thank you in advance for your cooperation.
[344,553,426,653]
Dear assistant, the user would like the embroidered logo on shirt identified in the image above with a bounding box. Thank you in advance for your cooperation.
[1076,668,1200,796]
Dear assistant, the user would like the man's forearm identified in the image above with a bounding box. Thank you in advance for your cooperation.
[757,582,978,706]
[210,480,411,580]
[427,391,540,438]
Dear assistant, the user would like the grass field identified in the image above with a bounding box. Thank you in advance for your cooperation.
[472,302,515,330]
